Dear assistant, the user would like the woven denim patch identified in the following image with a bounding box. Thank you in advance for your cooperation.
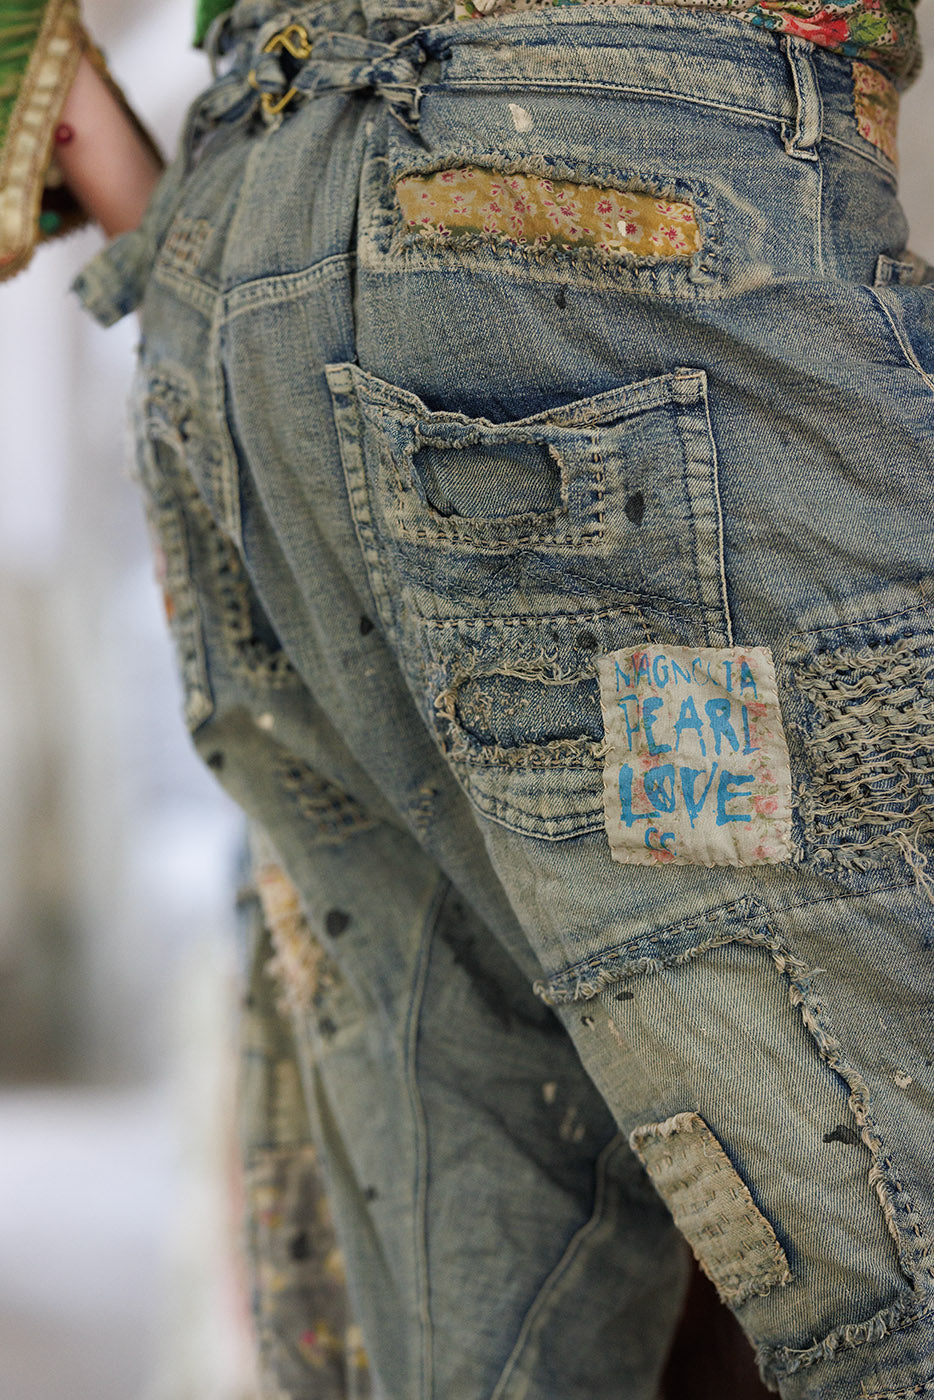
[598,645,793,866]
[630,1112,792,1306]
[396,168,701,258]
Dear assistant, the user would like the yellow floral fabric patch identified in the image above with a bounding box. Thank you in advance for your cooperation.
[853,62,899,166]
[397,167,701,259]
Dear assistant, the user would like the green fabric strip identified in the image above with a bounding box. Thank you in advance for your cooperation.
[0,1,52,147]
[193,0,234,46]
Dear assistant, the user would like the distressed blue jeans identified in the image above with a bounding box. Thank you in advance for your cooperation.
[77,0,934,1395]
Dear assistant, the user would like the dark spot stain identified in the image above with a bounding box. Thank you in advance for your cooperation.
[325,909,350,937]
[554,287,567,309]
[615,990,635,1001]
[359,615,375,635]
[823,1125,860,1145]
[206,751,225,771]
[581,1015,596,1028]
[363,1186,379,1203]
[243,995,255,1009]
[288,1231,310,1260]
[550,630,560,643]
[624,491,645,526]
[319,1016,338,1039]
[575,630,598,651]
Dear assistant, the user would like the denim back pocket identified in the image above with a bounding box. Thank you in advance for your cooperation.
[326,361,730,838]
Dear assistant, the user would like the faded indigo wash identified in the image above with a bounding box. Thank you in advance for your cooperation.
[77,1,934,1395]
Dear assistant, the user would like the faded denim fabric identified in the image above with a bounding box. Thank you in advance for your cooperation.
[76,2,934,1395]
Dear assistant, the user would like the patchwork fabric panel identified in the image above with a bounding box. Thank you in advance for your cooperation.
[852,62,899,166]
[630,1112,792,1306]
[396,167,701,259]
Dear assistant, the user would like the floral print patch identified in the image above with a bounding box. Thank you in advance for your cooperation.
[454,0,920,87]
[397,167,701,260]
[853,62,899,164]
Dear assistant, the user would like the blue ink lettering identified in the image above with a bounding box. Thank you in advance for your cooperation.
[739,661,758,697]
[635,652,651,684]
[645,827,677,854]
[671,658,692,685]
[680,764,719,828]
[652,654,669,688]
[617,695,640,751]
[691,656,711,684]
[716,770,754,824]
[704,698,740,755]
[618,765,650,828]
[642,696,671,755]
[724,659,733,693]
[615,660,631,691]
[673,695,706,755]
[644,763,676,814]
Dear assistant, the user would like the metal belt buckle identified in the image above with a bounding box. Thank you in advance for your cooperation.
[248,23,313,117]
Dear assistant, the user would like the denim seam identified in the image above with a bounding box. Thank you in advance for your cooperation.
[821,131,899,181]
[434,77,785,128]
[408,880,448,1400]
[868,287,934,398]
[488,1134,628,1400]
[223,251,355,317]
[151,261,218,318]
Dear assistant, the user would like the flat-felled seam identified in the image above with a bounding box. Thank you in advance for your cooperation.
[489,1135,625,1400]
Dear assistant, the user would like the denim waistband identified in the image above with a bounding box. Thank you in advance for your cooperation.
[209,0,895,171]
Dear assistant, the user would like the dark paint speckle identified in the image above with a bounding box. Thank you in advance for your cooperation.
[326,909,350,937]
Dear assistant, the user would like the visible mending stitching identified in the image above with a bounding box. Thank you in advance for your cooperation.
[759,1293,934,1381]
[256,862,341,1017]
[160,215,211,274]
[629,1111,791,1306]
[278,756,377,844]
[388,150,720,288]
[396,166,701,259]
[787,634,934,871]
[536,903,934,1295]
[142,372,298,690]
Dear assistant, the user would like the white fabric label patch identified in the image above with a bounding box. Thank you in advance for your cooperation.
[598,645,792,866]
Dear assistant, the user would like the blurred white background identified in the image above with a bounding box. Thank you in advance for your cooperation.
[1,3,933,1397]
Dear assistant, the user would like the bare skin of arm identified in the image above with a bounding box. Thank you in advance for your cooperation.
[55,51,163,239]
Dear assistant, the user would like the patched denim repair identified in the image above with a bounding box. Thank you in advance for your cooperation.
[77,1,934,1395]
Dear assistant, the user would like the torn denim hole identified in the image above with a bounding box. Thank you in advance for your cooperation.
[444,668,603,751]
[257,863,342,1017]
[788,633,934,872]
[411,430,562,519]
[396,166,702,260]
[630,1111,792,1307]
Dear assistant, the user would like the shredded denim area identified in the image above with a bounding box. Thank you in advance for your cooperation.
[630,1111,792,1305]
[257,863,340,1016]
[789,634,934,867]
[396,168,701,258]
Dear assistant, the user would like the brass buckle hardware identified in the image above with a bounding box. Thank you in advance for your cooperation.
[247,23,313,117]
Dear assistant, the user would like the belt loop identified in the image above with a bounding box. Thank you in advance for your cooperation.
[781,36,822,160]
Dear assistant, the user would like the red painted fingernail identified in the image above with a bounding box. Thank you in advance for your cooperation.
[54,123,74,144]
